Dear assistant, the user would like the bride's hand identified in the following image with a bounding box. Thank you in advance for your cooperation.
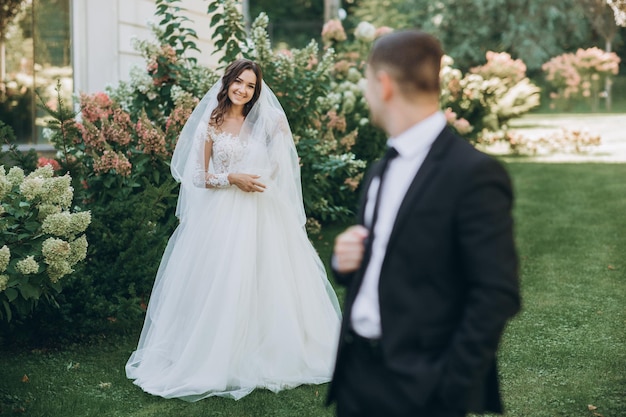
[228,173,267,193]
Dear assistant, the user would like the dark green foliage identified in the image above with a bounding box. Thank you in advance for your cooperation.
[250,0,324,48]
[0,121,38,172]
[349,122,387,169]
[155,0,201,61]
[208,0,248,69]
[0,80,33,144]
[48,178,179,337]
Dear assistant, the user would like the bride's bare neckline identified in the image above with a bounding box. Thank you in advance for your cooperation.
[209,124,242,138]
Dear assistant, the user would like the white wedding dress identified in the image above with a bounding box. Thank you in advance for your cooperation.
[126,120,342,401]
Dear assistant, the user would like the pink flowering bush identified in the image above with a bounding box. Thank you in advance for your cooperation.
[471,52,527,87]
[316,20,393,168]
[38,77,199,332]
[322,19,348,44]
[29,0,207,336]
[441,53,541,142]
[542,47,620,111]
[37,157,61,172]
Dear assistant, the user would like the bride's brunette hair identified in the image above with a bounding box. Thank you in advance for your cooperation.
[210,59,263,127]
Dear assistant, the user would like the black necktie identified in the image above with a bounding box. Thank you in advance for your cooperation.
[369,146,399,235]
[360,146,398,273]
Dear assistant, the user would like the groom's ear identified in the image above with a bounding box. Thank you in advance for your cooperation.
[377,70,394,102]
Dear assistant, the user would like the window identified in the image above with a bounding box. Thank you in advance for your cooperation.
[0,0,72,145]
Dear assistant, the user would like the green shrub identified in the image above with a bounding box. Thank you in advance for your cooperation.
[0,160,90,322]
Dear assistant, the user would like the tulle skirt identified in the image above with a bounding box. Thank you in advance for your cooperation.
[125,185,341,401]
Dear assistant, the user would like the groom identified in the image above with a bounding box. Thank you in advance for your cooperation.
[327,30,520,417]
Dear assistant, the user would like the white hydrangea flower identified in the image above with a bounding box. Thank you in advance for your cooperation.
[357,78,368,93]
[347,68,362,84]
[40,175,73,208]
[354,22,376,42]
[42,237,71,263]
[38,204,62,220]
[343,91,357,114]
[70,211,91,235]
[327,92,343,108]
[16,256,39,275]
[441,55,455,68]
[34,211,85,241]
[68,235,88,265]
[6,166,25,187]
[0,245,9,272]
[0,168,11,200]
[42,212,72,237]
[47,260,73,283]
[170,86,194,107]
[130,66,154,95]
[28,164,54,179]
[0,275,8,292]
[19,177,44,200]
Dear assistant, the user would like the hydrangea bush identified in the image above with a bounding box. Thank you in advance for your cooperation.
[319,19,390,168]
[321,19,541,151]
[441,52,541,141]
[542,47,621,111]
[0,164,90,321]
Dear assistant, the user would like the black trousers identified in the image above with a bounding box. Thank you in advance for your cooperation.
[334,331,465,417]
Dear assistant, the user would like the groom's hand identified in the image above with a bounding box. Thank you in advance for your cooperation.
[333,225,369,274]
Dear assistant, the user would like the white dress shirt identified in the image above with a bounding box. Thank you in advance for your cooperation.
[351,111,446,338]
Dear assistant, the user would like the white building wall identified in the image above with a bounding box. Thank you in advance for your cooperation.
[72,0,220,95]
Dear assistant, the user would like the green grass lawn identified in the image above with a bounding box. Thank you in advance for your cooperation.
[1,163,625,417]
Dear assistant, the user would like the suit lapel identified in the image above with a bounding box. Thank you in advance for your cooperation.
[385,127,455,249]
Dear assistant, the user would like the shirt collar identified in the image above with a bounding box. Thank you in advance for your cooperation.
[387,111,446,158]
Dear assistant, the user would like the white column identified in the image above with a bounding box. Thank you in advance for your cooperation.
[71,0,120,94]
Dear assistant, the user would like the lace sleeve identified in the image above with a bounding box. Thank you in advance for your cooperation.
[192,170,230,188]
[206,173,230,188]
[191,125,231,189]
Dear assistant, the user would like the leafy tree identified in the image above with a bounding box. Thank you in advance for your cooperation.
[250,0,324,47]
[349,0,594,72]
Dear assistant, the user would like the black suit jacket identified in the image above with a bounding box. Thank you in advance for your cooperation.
[327,126,520,414]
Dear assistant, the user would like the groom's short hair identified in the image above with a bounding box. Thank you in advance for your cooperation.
[368,30,443,96]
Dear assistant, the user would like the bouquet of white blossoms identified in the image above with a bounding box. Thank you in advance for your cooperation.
[0,164,91,321]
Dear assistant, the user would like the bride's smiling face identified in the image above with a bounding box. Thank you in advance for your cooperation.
[227,69,257,107]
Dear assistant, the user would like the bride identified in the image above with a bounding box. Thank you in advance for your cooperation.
[125,59,342,401]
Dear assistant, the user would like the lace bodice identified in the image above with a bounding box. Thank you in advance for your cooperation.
[210,128,247,174]
[192,126,248,188]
